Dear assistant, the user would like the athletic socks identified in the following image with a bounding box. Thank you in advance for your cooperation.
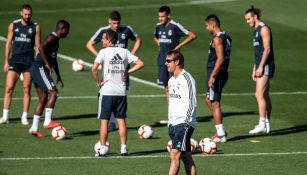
[21,112,28,119]
[43,108,53,126]
[30,115,41,131]
[215,124,226,137]
[2,109,9,120]
[259,117,266,128]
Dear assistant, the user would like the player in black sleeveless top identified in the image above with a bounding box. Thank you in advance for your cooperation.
[0,4,41,125]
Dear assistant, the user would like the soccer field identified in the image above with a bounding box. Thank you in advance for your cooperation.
[1,0,307,174]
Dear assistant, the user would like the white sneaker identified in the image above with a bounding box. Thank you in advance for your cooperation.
[21,118,29,125]
[212,133,227,143]
[0,117,9,124]
[249,125,267,134]
[266,122,270,133]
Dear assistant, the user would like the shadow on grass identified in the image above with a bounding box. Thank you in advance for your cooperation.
[228,124,307,142]
[196,111,257,123]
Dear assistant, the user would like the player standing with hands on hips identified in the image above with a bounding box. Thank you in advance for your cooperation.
[86,10,141,131]
[28,20,70,137]
[154,6,196,125]
[0,4,41,125]
[245,6,275,134]
[91,29,144,156]
[204,14,232,142]
[166,50,197,175]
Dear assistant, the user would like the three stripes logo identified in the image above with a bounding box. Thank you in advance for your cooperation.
[110,53,124,64]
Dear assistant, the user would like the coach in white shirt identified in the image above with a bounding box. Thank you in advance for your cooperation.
[165,50,197,175]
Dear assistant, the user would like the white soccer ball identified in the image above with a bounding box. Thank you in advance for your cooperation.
[199,138,217,154]
[166,138,199,153]
[51,126,67,140]
[72,59,85,72]
[94,141,110,156]
[138,124,154,139]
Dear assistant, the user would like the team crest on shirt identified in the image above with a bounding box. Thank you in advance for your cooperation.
[28,28,33,34]
[15,28,19,32]
[168,30,172,36]
[121,33,126,40]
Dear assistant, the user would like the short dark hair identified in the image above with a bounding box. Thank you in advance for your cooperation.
[105,29,118,44]
[159,6,171,14]
[21,4,32,11]
[109,11,121,21]
[245,5,261,19]
[166,50,184,68]
[205,14,220,27]
[56,19,70,29]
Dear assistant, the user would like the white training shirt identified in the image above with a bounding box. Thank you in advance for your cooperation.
[168,70,197,128]
[95,47,138,96]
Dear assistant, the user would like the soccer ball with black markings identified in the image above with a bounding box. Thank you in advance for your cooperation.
[94,141,110,157]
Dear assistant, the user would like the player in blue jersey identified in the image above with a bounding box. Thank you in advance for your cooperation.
[154,6,196,124]
[0,4,41,125]
[204,14,232,142]
[28,20,70,138]
[86,11,141,131]
[245,6,275,134]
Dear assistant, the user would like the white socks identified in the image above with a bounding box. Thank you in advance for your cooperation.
[2,109,9,120]
[215,124,226,136]
[43,108,53,126]
[259,117,266,128]
[30,115,41,131]
[21,112,28,119]
[121,144,127,153]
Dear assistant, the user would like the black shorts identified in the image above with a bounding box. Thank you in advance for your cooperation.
[98,94,127,120]
[168,123,194,152]
[30,65,55,92]
[157,65,172,86]
[8,63,32,74]
[206,70,228,102]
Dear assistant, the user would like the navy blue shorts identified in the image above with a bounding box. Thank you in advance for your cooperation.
[263,63,275,78]
[206,70,228,102]
[8,63,32,74]
[157,65,172,86]
[168,123,194,152]
[97,94,127,120]
[30,65,55,92]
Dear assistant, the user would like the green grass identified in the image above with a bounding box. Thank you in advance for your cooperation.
[1,0,307,174]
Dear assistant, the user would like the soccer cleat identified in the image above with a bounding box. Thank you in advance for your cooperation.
[108,122,117,132]
[0,117,9,124]
[29,129,44,138]
[21,118,29,125]
[249,125,267,135]
[44,121,61,129]
[212,133,227,143]
[266,122,270,133]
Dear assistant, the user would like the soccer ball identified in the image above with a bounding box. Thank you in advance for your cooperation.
[167,138,199,153]
[199,138,217,154]
[72,59,85,72]
[94,141,110,156]
[138,124,153,139]
[51,126,67,140]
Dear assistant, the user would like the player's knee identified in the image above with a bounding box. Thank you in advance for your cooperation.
[23,86,31,94]
[5,87,14,95]
[50,91,58,100]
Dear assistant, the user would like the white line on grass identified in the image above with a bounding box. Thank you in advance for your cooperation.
[1,91,307,101]
[0,0,239,15]
[1,151,307,160]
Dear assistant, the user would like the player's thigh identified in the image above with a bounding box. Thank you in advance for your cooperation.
[22,72,32,89]
[5,71,19,91]
[256,76,270,96]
